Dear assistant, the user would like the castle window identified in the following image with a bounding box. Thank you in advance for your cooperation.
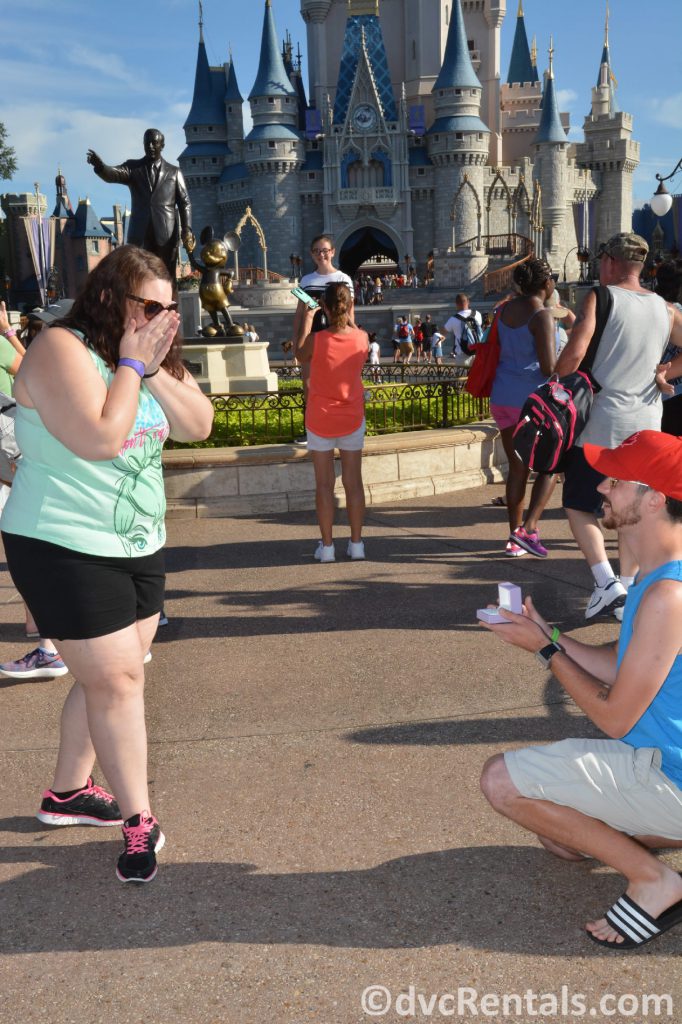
[268,97,275,104]
[468,39,475,51]
[193,127,198,133]
[456,133,463,140]
[212,158,217,164]
[192,158,196,164]
[269,141,276,148]
[308,172,316,180]
[434,135,440,142]
[455,89,462,95]
[208,126,213,132]
[228,106,232,113]
[478,133,483,139]
[417,168,425,176]
[412,40,416,60]
[311,142,319,150]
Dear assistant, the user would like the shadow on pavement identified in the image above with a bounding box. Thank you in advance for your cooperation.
[0,835,664,956]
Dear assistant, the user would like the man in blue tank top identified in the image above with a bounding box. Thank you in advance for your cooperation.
[480,431,682,950]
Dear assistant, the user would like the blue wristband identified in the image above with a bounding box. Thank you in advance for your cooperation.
[117,357,145,378]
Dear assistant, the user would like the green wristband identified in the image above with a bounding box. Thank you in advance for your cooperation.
[551,626,561,643]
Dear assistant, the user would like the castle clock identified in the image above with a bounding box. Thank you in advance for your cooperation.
[352,104,378,132]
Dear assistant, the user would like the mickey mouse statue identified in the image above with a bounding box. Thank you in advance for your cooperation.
[189,226,244,339]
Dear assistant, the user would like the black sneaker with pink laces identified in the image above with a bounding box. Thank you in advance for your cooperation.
[36,777,122,826]
[116,810,165,883]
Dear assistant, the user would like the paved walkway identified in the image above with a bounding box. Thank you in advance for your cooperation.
[0,483,679,1024]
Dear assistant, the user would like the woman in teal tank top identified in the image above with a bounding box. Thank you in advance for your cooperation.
[1,245,213,884]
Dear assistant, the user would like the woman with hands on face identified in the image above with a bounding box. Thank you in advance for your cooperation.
[1,245,213,884]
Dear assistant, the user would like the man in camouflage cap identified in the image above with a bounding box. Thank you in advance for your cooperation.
[551,232,682,621]
[598,232,649,263]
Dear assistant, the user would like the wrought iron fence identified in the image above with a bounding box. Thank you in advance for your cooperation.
[274,363,470,384]
[171,376,490,449]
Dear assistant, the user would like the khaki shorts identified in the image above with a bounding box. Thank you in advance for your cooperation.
[505,738,682,838]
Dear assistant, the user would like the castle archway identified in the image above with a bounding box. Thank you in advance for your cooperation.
[337,224,401,277]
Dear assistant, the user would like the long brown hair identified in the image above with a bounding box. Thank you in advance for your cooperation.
[57,245,185,380]
[323,282,352,330]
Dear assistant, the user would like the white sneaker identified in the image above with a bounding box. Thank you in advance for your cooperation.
[347,540,366,560]
[585,578,627,620]
[314,541,335,563]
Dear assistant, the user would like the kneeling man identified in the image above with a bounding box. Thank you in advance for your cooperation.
[481,430,682,950]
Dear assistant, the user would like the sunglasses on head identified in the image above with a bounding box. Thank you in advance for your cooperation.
[127,294,178,319]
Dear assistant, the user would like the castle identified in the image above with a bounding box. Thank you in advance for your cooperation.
[180,0,639,289]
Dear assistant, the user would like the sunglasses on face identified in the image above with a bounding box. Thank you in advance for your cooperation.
[127,294,178,319]
[607,478,649,490]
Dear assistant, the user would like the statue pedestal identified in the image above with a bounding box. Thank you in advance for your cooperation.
[178,291,202,338]
[231,282,296,308]
[183,340,278,394]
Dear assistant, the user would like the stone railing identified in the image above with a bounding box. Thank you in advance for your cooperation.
[162,425,506,520]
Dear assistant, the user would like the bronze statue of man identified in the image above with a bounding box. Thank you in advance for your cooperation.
[87,128,195,277]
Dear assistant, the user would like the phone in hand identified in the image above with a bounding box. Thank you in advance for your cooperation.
[291,286,320,310]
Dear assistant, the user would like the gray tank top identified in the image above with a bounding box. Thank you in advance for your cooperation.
[578,287,671,448]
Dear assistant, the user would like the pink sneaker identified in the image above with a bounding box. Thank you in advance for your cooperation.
[505,540,526,557]
[37,776,122,826]
[116,810,165,883]
[511,526,548,558]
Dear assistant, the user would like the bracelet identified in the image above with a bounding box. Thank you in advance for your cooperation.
[117,357,145,378]
[143,367,160,379]
[3,328,17,339]
[551,626,561,643]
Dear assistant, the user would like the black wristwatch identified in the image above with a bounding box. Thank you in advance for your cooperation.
[535,641,564,669]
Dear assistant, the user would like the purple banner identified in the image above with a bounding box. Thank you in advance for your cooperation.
[305,109,323,140]
[24,215,54,303]
[409,105,426,136]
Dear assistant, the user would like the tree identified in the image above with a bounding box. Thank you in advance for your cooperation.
[0,123,17,181]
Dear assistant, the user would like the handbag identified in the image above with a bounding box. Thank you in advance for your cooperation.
[465,311,500,398]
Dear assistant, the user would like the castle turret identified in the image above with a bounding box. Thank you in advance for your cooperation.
[575,6,639,249]
[244,0,304,273]
[180,13,231,234]
[507,1,538,86]
[427,0,489,253]
[300,0,333,114]
[224,54,244,157]
[533,40,569,270]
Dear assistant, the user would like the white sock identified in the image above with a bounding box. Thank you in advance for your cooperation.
[620,575,636,592]
[591,561,616,588]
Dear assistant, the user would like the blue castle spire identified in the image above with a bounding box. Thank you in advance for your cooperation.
[536,40,567,144]
[433,0,480,91]
[185,34,226,127]
[507,0,538,85]
[225,56,243,104]
[249,0,295,99]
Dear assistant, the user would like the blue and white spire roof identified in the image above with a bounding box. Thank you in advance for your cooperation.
[429,0,489,136]
[535,40,567,144]
[249,0,296,100]
[333,1,396,124]
[433,0,480,91]
[595,3,619,114]
[507,0,538,85]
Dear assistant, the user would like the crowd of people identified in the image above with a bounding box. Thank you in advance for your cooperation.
[4,229,682,953]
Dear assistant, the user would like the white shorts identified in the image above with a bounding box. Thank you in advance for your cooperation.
[306,419,366,452]
[505,737,682,838]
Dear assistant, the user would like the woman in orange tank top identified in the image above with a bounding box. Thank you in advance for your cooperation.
[297,282,369,563]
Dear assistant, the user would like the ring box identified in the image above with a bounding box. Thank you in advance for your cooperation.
[477,582,523,624]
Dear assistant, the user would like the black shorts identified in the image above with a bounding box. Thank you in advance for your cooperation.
[2,532,165,641]
[561,446,605,515]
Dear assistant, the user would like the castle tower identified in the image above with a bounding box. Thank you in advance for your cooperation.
[533,40,569,270]
[575,5,639,249]
[180,12,231,234]
[244,0,304,272]
[224,54,244,159]
[300,0,333,113]
[499,1,542,167]
[427,0,489,254]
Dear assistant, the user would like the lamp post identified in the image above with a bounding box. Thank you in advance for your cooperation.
[289,253,301,281]
[650,159,682,218]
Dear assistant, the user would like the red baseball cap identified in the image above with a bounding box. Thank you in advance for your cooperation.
[583,430,682,500]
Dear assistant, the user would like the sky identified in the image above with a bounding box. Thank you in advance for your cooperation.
[1,0,681,220]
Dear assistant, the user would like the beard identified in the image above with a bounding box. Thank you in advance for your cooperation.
[602,498,643,530]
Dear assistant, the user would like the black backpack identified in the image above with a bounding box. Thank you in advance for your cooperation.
[512,287,613,473]
[455,312,483,354]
